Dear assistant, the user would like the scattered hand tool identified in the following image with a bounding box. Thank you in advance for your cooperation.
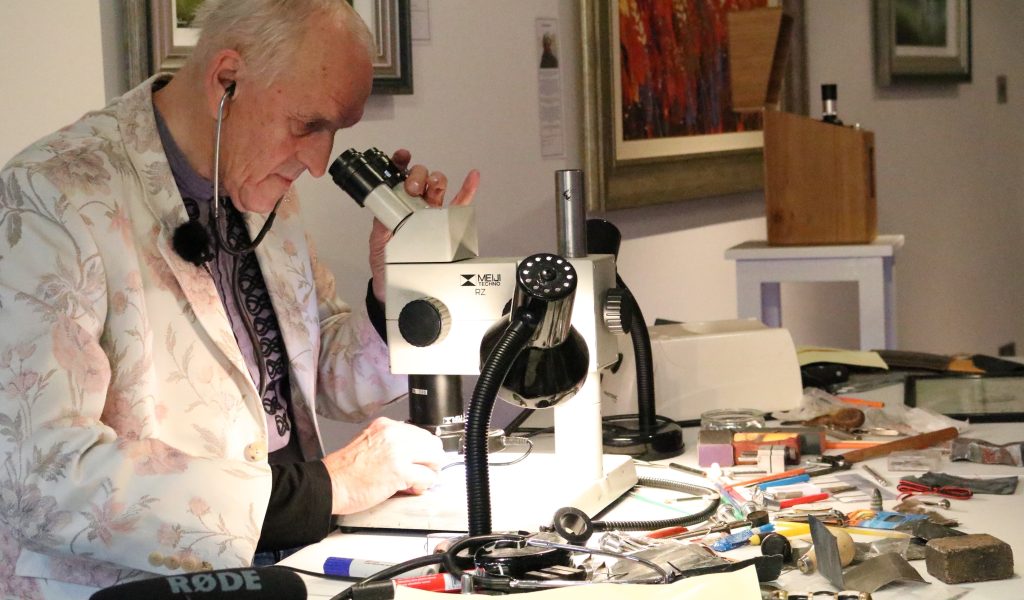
[669,510,770,541]
[765,492,830,510]
[730,427,879,456]
[861,464,890,486]
[727,467,807,490]
[810,427,959,478]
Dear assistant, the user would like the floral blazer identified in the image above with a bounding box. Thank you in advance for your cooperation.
[0,77,406,598]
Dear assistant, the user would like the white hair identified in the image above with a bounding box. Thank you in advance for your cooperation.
[190,0,373,85]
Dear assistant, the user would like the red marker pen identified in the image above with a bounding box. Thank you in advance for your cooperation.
[776,492,830,509]
[393,571,462,593]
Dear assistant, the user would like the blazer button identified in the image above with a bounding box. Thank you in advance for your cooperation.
[244,441,267,462]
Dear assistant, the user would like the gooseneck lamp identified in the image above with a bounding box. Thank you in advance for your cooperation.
[587,219,684,461]
[466,254,589,536]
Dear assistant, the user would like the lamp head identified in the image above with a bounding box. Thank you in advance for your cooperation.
[479,253,589,408]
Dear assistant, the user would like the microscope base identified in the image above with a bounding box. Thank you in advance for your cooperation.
[338,453,637,533]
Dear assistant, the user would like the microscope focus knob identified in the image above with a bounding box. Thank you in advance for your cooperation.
[398,297,451,347]
[602,288,631,334]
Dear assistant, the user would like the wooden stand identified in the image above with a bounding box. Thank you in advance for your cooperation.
[763,110,877,245]
[727,7,878,246]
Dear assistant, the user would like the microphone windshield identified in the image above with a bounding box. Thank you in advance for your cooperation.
[89,566,306,599]
[173,219,214,266]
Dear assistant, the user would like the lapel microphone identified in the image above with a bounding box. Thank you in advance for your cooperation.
[171,81,280,267]
[173,218,215,266]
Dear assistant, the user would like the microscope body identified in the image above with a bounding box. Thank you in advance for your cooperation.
[386,253,619,380]
[331,150,636,531]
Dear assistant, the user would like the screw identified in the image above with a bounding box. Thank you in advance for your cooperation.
[920,498,951,509]
[870,488,883,512]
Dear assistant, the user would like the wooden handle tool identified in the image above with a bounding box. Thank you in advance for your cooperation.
[840,427,959,464]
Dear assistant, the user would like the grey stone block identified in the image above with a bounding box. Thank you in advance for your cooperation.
[925,533,1014,584]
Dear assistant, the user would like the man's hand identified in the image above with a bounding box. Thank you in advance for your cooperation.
[322,417,446,515]
[369,149,480,303]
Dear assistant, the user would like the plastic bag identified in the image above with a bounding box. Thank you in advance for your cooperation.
[773,388,967,436]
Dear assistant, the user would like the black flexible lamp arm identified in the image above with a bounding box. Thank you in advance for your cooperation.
[587,219,684,460]
[465,310,539,537]
[586,219,656,430]
[620,280,655,433]
[466,253,588,536]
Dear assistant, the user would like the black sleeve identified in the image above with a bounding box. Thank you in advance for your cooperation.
[257,460,333,551]
[366,278,387,343]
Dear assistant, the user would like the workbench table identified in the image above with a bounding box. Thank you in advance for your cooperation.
[282,421,1021,599]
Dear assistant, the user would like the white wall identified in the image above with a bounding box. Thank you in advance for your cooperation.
[3,1,1023,450]
[297,0,581,306]
[802,0,1024,354]
[297,0,583,445]
[0,4,106,163]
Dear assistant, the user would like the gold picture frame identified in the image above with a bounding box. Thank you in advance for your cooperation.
[580,0,807,212]
[125,0,413,94]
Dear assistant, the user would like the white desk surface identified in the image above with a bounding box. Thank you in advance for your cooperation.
[284,421,1021,599]
[725,235,905,260]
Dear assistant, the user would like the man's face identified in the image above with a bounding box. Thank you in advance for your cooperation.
[218,17,373,213]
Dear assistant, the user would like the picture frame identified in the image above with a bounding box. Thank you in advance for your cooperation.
[580,0,807,212]
[873,0,971,86]
[125,0,413,95]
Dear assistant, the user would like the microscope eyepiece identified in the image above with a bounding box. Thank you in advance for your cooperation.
[363,147,407,188]
[331,148,415,231]
[329,148,385,206]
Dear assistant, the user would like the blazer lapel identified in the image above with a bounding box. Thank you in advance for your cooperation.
[115,76,257,397]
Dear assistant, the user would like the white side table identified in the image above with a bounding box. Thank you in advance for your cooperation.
[724,235,904,350]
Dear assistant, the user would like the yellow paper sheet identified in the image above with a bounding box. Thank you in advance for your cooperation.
[797,346,888,370]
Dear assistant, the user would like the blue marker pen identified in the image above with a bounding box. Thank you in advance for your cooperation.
[757,474,811,490]
[710,524,775,552]
[323,557,438,579]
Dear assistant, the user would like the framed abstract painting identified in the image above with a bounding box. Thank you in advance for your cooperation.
[580,0,807,211]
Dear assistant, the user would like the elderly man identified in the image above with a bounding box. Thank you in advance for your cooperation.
[0,1,476,597]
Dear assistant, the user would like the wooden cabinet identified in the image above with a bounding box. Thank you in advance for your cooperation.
[763,110,877,245]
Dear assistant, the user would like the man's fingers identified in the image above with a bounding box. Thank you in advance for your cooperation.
[400,463,441,495]
[405,164,429,196]
[451,170,480,206]
[391,148,412,171]
[425,171,448,206]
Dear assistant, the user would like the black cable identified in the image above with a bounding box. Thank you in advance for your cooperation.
[465,312,538,536]
[440,533,528,578]
[212,197,281,257]
[504,407,535,435]
[591,476,720,532]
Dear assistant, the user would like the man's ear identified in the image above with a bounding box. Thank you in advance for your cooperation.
[203,48,243,118]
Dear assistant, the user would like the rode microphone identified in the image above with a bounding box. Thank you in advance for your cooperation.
[89,566,306,599]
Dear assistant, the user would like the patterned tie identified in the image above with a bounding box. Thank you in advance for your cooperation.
[182,196,293,448]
